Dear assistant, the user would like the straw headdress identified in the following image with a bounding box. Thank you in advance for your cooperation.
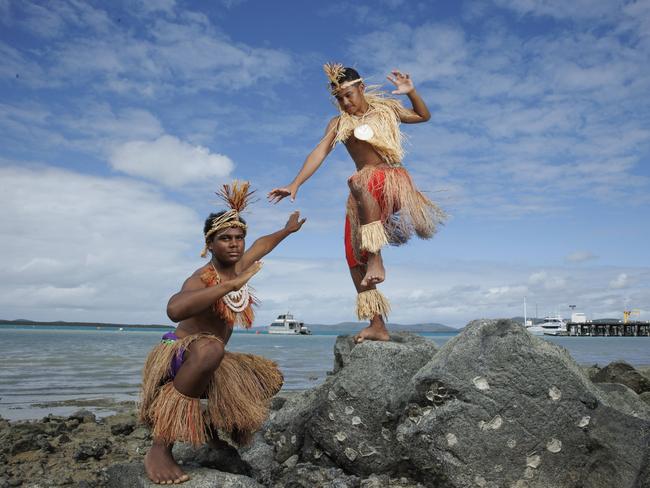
[324,62,363,94]
[200,180,256,257]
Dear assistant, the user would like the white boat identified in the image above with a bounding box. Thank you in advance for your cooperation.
[268,313,311,335]
[526,316,567,336]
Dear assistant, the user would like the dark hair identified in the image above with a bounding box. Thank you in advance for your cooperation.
[203,211,247,239]
[331,67,362,88]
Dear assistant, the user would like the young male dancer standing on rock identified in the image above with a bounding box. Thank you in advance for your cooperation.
[268,64,445,343]
[139,181,305,484]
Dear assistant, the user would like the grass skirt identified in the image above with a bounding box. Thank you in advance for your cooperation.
[346,165,446,266]
[139,334,283,446]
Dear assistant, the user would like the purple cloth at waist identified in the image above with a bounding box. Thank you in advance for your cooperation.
[162,332,185,378]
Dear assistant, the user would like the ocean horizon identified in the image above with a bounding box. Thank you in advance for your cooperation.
[2,324,649,421]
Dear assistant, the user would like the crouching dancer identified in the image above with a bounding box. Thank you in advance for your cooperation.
[139,181,305,484]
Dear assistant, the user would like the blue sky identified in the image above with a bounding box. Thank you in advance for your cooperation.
[1,0,649,328]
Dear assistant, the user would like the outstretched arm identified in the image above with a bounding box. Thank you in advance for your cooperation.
[166,262,262,322]
[387,70,431,124]
[267,117,338,204]
[238,211,306,270]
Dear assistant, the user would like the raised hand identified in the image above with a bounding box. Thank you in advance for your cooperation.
[268,184,298,204]
[284,211,306,233]
[386,69,414,95]
[231,261,263,290]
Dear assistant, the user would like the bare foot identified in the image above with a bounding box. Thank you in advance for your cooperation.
[354,323,390,343]
[360,254,385,287]
[144,442,189,485]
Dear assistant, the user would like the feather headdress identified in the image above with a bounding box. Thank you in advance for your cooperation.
[324,62,362,94]
[201,180,256,257]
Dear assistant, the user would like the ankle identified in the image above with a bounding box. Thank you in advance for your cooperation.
[369,318,386,329]
[367,252,382,263]
[150,440,173,452]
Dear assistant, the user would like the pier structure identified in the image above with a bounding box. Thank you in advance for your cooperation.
[566,321,650,337]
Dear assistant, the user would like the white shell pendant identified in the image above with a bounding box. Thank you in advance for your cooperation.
[353,123,374,141]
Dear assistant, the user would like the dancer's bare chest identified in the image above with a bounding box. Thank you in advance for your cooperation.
[344,137,385,171]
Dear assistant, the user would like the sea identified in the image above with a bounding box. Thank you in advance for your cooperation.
[1,324,649,421]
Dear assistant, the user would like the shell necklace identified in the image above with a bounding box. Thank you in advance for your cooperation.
[351,105,375,141]
[211,262,251,313]
[354,123,374,141]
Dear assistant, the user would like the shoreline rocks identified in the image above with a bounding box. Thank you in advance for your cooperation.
[2,321,649,487]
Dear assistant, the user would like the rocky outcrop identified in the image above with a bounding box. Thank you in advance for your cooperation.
[594,382,650,420]
[105,463,263,488]
[305,333,439,476]
[249,320,650,488]
[3,321,650,487]
[592,360,650,394]
[397,320,649,488]
[0,408,148,487]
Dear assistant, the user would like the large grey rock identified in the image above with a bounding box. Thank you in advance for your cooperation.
[172,442,250,475]
[106,462,263,487]
[239,432,279,486]
[638,366,650,381]
[272,462,360,488]
[640,391,650,407]
[593,360,650,394]
[240,386,330,484]
[246,333,438,481]
[263,386,328,463]
[306,333,439,476]
[582,364,601,381]
[595,383,650,420]
[398,319,650,488]
[360,474,426,487]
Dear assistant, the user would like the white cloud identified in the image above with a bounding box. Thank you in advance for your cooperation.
[0,164,200,323]
[565,251,598,263]
[0,102,165,160]
[486,285,528,298]
[528,271,566,290]
[529,271,547,285]
[109,135,234,186]
[347,12,650,217]
[609,273,629,289]
[62,106,165,146]
[0,165,647,326]
[494,0,625,21]
[349,23,468,84]
[133,0,176,15]
[6,2,293,96]
[255,257,650,327]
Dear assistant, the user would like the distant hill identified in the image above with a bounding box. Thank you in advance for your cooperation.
[2,318,457,333]
[304,321,458,333]
[0,319,174,329]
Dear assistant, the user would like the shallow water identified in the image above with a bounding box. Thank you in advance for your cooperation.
[1,325,648,420]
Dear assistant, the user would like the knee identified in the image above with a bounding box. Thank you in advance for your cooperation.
[348,177,362,196]
[189,339,224,373]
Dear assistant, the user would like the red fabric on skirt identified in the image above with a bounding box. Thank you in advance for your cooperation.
[344,168,395,268]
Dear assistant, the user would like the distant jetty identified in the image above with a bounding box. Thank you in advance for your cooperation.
[0,319,174,330]
[567,320,650,337]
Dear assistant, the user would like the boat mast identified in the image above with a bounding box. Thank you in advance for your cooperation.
[524,296,527,327]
